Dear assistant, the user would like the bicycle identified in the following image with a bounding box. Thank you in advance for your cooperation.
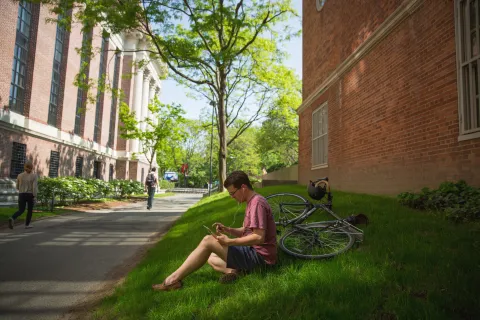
[265,177,366,260]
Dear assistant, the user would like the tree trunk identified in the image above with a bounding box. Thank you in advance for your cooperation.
[217,72,227,192]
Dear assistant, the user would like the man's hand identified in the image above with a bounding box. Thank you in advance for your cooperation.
[212,222,226,234]
[215,234,232,246]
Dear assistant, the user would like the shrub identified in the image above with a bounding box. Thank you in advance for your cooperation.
[266,163,286,173]
[86,178,112,198]
[109,179,144,198]
[37,177,145,207]
[159,179,175,189]
[398,180,480,222]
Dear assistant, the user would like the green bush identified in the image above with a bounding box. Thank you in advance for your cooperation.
[159,179,175,189]
[86,178,112,198]
[109,179,144,198]
[37,177,145,206]
[38,177,96,206]
[398,180,480,222]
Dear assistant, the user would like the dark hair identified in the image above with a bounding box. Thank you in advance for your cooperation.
[151,167,156,172]
[223,171,253,190]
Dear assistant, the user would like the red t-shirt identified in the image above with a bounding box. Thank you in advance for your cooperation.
[242,194,277,264]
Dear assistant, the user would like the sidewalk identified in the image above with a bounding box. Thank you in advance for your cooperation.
[0,193,202,320]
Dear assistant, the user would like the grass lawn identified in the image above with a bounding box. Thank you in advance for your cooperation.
[0,206,74,224]
[91,185,480,320]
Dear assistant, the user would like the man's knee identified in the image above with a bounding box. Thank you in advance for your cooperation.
[201,235,216,247]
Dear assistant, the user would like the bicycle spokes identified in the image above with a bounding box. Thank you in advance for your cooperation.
[280,225,355,259]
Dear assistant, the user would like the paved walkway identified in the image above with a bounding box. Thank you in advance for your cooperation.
[0,193,202,320]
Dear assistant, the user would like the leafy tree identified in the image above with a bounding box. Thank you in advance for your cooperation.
[178,119,209,187]
[257,71,301,171]
[228,124,261,177]
[119,99,186,171]
[34,0,298,192]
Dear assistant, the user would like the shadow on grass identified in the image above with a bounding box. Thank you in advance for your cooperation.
[90,185,480,320]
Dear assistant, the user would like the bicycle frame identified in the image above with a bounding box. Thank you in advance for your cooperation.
[280,201,364,243]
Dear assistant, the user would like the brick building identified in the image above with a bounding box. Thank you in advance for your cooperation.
[298,0,480,195]
[0,1,165,185]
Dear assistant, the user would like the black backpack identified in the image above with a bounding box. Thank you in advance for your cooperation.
[145,173,155,187]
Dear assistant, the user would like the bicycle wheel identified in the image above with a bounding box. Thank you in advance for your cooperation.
[266,193,310,225]
[279,223,355,259]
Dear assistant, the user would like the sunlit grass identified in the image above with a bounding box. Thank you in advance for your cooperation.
[91,185,480,320]
[0,206,73,223]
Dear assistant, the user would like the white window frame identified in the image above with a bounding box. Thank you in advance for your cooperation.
[455,0,480,141]
[316,0,326,12]
[311,102,328,169]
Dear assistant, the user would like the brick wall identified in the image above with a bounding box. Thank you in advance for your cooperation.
[116,160,128,180]
[29,6,57,124]
[0,127,116,178]
[129,161,138,181]
[0,5,153,184]
[299,0,480,195]
[0,1,17,110]
[303,0,403,100]
[61,15,83,133]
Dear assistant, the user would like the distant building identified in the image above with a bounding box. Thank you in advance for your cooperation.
[0,1,165,184]
[298,0,480,194]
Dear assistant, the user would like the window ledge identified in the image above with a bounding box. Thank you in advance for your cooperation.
[458,131,480,142]
[311,164,328,170]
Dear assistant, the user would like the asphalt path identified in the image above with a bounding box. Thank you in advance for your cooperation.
[0,193,202,320]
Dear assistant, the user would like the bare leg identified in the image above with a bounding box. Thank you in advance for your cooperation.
[163,235,228,285]
[207,253,237,274]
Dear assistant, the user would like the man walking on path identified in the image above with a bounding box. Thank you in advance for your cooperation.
[145,167,158,210]
[8,161,38,229]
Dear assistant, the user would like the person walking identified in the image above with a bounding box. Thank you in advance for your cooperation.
[145,167,158,210]
[8,161,38,229]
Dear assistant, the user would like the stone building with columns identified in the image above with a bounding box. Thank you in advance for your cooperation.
[0,1,165,184]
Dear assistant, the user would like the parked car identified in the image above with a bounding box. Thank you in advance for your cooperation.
[164,171,179,182]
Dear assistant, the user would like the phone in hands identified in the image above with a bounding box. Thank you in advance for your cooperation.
[203,225,217,236]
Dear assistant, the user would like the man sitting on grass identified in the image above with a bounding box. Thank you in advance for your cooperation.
[152,170,277,291]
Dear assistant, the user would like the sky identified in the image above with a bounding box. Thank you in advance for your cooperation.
[158,0,302,120]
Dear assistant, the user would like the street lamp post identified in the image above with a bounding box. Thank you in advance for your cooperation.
[209,100,215,196]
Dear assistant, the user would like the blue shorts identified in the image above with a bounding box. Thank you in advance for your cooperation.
[226,246,266,272]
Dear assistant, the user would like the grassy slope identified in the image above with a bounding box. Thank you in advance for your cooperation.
[91,185,480,320]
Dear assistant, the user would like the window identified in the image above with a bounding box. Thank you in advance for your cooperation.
[316,0,326,11]
[74,30,92,136]
[49,151,60,177]
[312,103,328,167]
[75,156,83,177]
[108,52,121,148]
[10,142,26,178]
[109,164,114,181]
[93,34,109,143]
[93,161,101,179]
[9,1,33,114]
[48,16,67,127]
[456,0,480,136]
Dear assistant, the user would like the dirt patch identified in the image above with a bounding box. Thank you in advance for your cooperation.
[62,197,146,212]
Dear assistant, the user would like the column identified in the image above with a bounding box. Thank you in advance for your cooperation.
[148,79,156,121]
[141,70,151,130]
[130,66,143,154]
[136,70,149,155]
[152,86,161,168]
